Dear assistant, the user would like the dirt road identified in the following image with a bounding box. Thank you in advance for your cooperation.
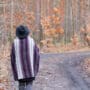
[33,51,90,90]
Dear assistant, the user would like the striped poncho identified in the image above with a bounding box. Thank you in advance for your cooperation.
[11,36,40,81]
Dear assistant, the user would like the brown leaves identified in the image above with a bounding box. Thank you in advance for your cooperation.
[40,39,59,53]
[52,15,60,24]
[53,7,64,16]
[41,16,51,30]
[81,58,90,76]
[53,7,60,14]
[71,34,79,46]
[55,27,64,34]
[41,9,64,40]
[43,27,64,38]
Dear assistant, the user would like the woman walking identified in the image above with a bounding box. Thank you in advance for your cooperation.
[10,25,40,90]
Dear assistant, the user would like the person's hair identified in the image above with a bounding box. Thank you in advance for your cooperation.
[16,25,30,39]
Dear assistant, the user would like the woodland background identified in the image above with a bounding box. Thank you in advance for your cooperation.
[0,0,90,90]
[0,0,90,53]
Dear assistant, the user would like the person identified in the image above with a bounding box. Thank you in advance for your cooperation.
[10,25,40,90]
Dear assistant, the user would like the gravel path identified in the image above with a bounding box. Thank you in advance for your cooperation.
[33,51,90,90]
[1,51,90,90]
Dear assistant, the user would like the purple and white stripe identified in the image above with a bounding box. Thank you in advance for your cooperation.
[14,36,35,79]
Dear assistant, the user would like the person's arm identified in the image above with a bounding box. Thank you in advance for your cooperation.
[34,44,40,76]
[10,43,18,81]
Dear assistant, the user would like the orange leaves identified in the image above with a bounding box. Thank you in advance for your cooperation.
[14,12,23,20]
[53,7,60,14]
[44,29,56,37]
[41,16,51,29]
[44,30,51,37]
[52,7,64,24]
[41,6,64,40]
[53,7,64,15]
[55,27,64,34]
[52,15,60,24]
[40,6,64,44]
[53,7,64,16]
[49,29,56,36]
[44,28,64,38]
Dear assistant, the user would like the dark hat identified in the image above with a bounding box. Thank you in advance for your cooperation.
[16,25,30,39]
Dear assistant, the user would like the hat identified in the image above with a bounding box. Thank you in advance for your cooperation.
[16,25,30,39]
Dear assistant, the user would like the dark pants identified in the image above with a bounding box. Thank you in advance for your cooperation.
[19,81,33,90]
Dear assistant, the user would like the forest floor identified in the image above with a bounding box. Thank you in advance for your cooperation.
[33,51,90,90]
[40,43,90,53]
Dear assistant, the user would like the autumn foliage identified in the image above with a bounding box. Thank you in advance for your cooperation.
[40,7,64,52]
